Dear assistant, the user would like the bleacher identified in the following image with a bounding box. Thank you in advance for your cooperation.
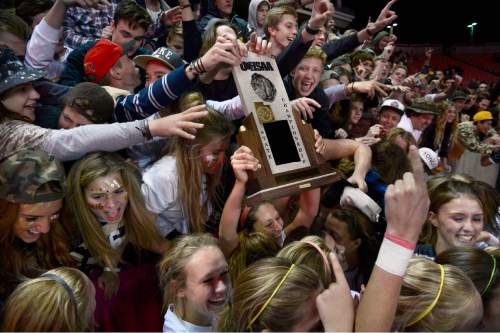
[405,50,499,83]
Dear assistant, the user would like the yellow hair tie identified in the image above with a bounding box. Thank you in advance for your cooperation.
[247,264,295,329]
[481,254,497,296]
[406,264,445,327]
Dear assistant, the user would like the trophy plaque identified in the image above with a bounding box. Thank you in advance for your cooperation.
[233,52,339,205]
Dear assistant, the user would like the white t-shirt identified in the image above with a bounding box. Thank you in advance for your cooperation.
[141,155,209,237]
[142,155,186,236]
[147,7,162,25]
[397,114,422,142]
[163,304,215,332]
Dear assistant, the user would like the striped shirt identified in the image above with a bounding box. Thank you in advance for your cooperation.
[113,65,195,122]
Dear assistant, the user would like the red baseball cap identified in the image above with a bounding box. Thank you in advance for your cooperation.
[84,39,126,83]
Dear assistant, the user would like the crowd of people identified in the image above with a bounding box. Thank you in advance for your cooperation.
[1,0,499,331]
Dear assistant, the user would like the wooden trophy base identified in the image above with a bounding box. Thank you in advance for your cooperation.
[237,110,340,206]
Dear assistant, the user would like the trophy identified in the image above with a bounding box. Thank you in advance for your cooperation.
[233,52,339,205]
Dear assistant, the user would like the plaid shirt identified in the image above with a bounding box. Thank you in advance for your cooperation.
[63,0,118,50]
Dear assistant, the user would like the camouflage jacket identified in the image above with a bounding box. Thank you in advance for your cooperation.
[457,121,497,155]
[0,119,53,161]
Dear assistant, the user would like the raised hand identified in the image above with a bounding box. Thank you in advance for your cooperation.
[368,0,398,34]
[316,252,355,332]
[308,0,334,30]
[149,104,208,139]
[366,124,383,138]
[292,97,321,120]
[160,6,183,26]
[201,35,246,71]
[375,0,398,27]
[246,32,273,57]
[353,80,389,99]
[425,48,434,60]
[382,42,395,60]
[385,85,411,93]
[384,145,430,243]
[230,145,261,184]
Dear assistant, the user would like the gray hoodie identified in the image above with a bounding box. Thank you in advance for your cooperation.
[247,0,270,37]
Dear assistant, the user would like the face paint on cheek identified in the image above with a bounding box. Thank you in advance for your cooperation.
[204,154,216,166]
[210,275,221,289]
[204,153,225,172]
[88,202,105,210]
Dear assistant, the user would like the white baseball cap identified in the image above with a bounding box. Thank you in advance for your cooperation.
[380,99,405,115]
[418,147,439,170]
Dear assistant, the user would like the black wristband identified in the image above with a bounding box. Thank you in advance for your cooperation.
[142,119,152,140]
[305,24,320,35]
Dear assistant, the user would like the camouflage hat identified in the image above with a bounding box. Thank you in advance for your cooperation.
[0,149,65,203]
[407,98,439,115]
[63,82,114,124]
[452,90,467,101]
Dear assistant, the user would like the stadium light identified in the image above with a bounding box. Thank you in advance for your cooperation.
[467,22,478,41]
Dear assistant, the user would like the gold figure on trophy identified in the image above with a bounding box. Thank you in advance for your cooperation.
[254,102,275,123]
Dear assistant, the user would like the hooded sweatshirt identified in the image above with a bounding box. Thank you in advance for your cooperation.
[197,0,250,41]
[368,31,389,55]
[247,0,270,37]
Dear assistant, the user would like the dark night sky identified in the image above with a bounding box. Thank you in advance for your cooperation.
[344,0,499,44]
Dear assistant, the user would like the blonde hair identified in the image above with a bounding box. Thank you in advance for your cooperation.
[217,257,322,331]
[166,23,182,41]
[303,45,327,66]
[228,231,279,283]
[435,246,500,298]
[263,5,297,39]
[426,174,472,196]
[1,267,95,331]
[433,100,458,150]
[66,152,163,270]
[168,108,234,233]
[277,235,333,286]
[158,233,220,313]
[393,257,481,332]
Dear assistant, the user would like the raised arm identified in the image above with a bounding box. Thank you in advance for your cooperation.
[219,146,261,258]
[284,188,320,236]
[207,95,246,120]
[357,0,398,46]
[276,0,333,75]
[320,138,371,192]
[62,0,111,49]
[42,104,207,161]
[25,0,108,72]
[179,0,202,62]
[114,34,246,122]
[355,146,429,331]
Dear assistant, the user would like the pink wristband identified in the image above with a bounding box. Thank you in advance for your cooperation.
[384,232,416,250]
